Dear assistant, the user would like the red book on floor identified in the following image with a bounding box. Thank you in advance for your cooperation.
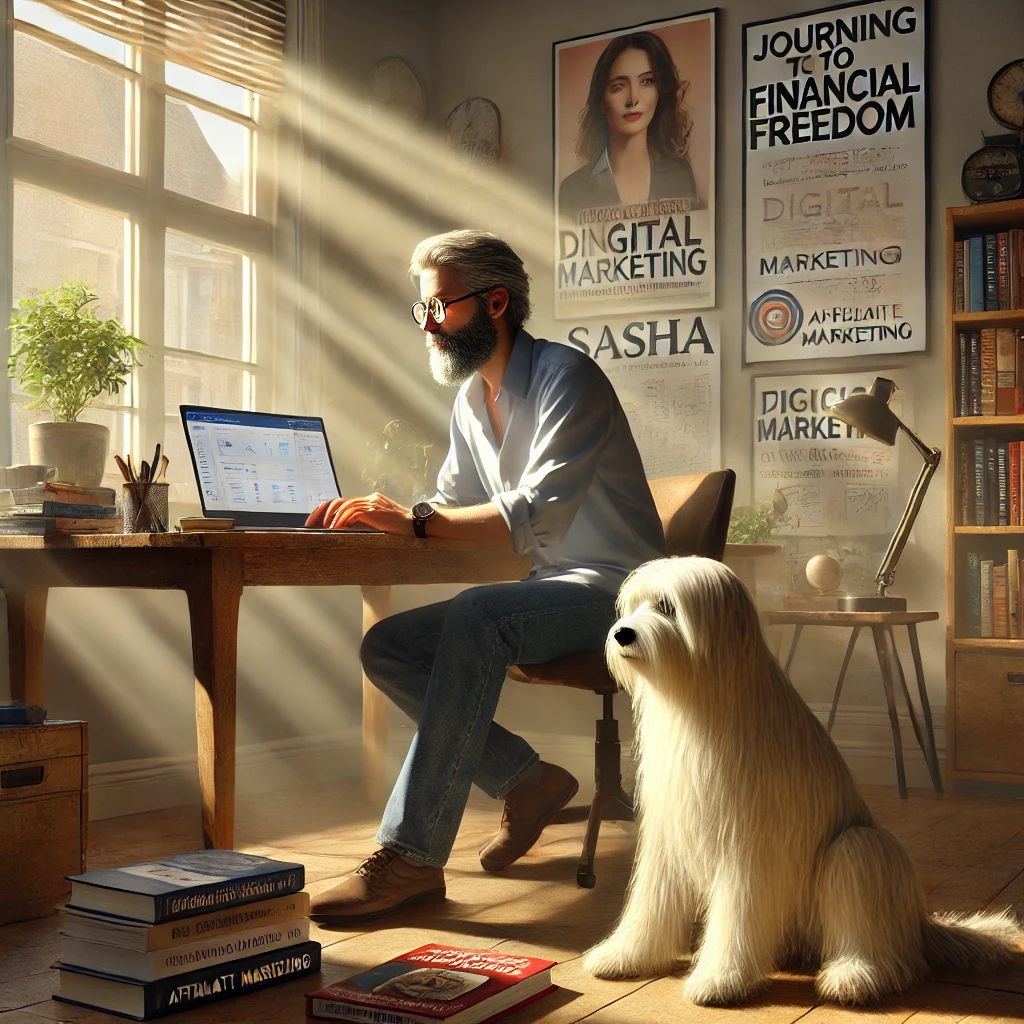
[306,945,557,1024]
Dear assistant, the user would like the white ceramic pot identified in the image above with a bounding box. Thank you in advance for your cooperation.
[28,421,110,487]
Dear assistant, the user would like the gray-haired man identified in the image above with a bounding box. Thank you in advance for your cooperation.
[308,230,664,921]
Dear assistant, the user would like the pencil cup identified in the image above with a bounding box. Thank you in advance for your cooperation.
[121,482,169,534]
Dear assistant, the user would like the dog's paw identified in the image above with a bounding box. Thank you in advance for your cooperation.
[815,957,889,1006]
[583,939,651,979]
[683,966,766,1006]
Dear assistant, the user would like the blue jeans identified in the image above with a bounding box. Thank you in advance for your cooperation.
[360,578,619,867]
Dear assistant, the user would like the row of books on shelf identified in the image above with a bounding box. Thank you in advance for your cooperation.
[963,549,1024,639]
[53,850,557,1023]
[956,437,1024,526]
[954,326,1024,417]
[0,480,120,534]
[953,229,1024,313]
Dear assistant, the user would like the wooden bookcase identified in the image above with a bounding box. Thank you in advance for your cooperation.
[945,198,1024,791]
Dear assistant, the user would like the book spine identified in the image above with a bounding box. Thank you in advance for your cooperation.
[958,441,971,526]
[955,237,965,313]
[970,235,984,312]
[1014,229,1023,309]
[986,437,999,526]
[1018,329,1024,414]
[998,444,1009,526]
[981,559,994,638]
[994,565,1008,639]
[998,231,1010,310]
[966,551,981,638]
[1011,442,1021,526]
[147,940,320,1018]
[1010,549,1020,639]
[146,892,311,950]
[997,327,1017,414]
[970,330,983,415]
[973,438,986,526]
[984,233,998,311]
[981,328,997,415]
[155,868,305,924]
[40,501,120,519]
[957,330,969,417]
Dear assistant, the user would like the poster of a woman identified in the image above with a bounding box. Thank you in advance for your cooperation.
[554,12,715,318]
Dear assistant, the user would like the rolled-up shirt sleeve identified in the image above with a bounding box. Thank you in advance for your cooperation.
[430,407,490,509]
[491,364,612,555]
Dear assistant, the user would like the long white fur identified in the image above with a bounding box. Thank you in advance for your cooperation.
[583,556,1022,1006]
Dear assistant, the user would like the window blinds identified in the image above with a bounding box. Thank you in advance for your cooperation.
[28,1,286,95]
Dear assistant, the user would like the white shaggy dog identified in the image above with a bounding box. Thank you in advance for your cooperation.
[584,556,1022,1006]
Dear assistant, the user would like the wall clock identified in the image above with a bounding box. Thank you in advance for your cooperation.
[445,97,501,165]
[961,59,1024,203]
[366,56,427,124]
[988,58,1024,131]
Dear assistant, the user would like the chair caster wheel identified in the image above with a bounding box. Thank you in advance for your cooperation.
[576,867,596,888]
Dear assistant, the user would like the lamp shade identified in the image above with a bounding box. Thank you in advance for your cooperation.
[829,377,900,446]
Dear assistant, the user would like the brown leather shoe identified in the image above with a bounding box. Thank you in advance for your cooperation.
[310,848,445,922]
[479,762,579,872]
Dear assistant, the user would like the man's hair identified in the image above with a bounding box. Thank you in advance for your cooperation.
[409,230,532,334]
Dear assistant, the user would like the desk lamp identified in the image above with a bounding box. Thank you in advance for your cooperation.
[829,377,941,611]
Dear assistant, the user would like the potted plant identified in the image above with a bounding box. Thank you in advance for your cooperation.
[7,283,144,487]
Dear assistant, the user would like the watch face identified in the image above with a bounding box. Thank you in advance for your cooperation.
[412,502,434,519]
[445,97,501,165]
[988,59,1024,131]
[367,56,427,124]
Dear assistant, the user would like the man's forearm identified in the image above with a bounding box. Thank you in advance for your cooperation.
[424,503,514,548]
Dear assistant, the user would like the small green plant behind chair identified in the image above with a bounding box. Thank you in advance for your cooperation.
[507,469,737,887]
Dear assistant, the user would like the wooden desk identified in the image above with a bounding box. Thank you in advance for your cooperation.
[0,532,530,849]
[765,609,942,799]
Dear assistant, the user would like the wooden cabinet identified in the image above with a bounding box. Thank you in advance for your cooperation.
[0,720,87,925]
[945,199,1024,790]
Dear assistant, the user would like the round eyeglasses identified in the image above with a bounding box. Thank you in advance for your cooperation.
[410,288,492,327]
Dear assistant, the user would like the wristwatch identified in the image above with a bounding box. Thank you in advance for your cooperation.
[411,501,435,538]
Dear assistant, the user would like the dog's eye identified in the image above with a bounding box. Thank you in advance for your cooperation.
[656,599,675,618]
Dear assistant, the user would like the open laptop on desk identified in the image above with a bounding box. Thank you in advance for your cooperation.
[180,405,376,531]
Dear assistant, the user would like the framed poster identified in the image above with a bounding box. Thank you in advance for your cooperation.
[743,1,927,363]
[554,11,716,318]
[753,370,913,536]
[563,314,720,476]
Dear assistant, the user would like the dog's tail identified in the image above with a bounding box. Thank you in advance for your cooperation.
[921,909,1022,972]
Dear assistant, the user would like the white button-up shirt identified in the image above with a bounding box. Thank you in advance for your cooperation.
[431,329,666,593]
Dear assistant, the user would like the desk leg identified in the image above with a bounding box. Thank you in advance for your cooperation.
[871,625,907,800]
[784,624,803,676]
[906,624,943,794]
[6,586,48,707]
[828,626,862,734]
[186,551,244,850]
[361,585,392,803]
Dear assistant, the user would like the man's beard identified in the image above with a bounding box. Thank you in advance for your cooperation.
[428,301,499,387]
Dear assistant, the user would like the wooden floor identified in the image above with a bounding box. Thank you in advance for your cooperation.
[1,782,1022,1023]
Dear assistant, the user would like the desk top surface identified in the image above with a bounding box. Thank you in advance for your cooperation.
[765,609,940,625]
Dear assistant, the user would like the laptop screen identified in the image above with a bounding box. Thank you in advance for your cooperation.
[180,406,341,527]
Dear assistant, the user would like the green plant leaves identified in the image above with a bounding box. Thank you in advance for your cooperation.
[7,282,146,422]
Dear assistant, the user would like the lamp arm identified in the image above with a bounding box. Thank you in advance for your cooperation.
[874,427,941,595]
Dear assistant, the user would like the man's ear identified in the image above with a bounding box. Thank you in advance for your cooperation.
[488,286,510,321]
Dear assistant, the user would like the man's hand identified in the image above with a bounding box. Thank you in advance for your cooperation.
[305,492,413,533]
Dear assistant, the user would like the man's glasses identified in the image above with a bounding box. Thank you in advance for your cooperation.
[410,288,492,327]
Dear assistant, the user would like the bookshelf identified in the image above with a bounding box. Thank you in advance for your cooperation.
[946,198,1024,790]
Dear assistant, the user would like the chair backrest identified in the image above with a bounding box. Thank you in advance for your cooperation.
[647,469,736,561]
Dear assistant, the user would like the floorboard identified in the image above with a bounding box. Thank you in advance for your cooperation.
[0,784,1021,1023]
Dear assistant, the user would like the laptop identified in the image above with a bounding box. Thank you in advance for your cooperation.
[180,405,346,529]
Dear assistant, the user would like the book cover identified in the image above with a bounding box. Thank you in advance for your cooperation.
[981,559,995,638]
[965,550,981,638]
[60,918,311,982]
[955,237,965,313]
[984,233,998,311]
[998,444,1010,526]
[67,850,304,925]
[60,892,311,953]
[970,330,983,415]
[957,330,969,417]
[973,438,986,526]
[996,327,1017,414]
[980,328,997,415]
[54,939,320,1021]
[1011,442,1021,526]
[994,564,1008,639]
[1010,550,1020,639]
[969,235,984,312]
[306,945,558,1024]
[998,230,1011,310]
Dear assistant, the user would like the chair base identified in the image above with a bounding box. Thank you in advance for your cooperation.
[551,693,633,887]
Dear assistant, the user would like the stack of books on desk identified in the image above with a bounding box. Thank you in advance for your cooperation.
[0,481,120,534]
[54,850,319,1020]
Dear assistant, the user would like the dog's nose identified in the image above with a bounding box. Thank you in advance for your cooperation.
[614,626,636,647]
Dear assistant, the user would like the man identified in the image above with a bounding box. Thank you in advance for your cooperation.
[308,230,664,921]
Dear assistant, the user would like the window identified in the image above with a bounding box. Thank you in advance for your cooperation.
[2,0,277,504]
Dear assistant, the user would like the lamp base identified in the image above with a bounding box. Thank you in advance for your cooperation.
[836,594,907,612]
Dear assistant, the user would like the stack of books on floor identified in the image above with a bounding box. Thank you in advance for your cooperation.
[54,850,319,1020]
[0,480,120,534]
